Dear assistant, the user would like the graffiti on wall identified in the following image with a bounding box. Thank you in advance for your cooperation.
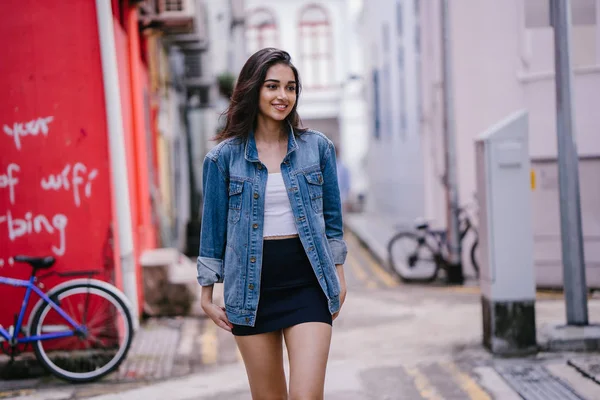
[0,116,100,266]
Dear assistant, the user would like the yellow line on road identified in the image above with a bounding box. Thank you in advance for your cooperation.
[347,232,398,288]
[363,250,398,287]
[441,362,491,400]
[200,320,218,365]
[436,285,570,300]
[405,367,444,400]
[0,390,35,399]
[347,252,378,289]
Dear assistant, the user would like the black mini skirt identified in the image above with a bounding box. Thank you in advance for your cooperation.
[231,237,332,336]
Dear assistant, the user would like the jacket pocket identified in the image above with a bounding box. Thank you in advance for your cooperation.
[304,171,324,214]
[228,179,244,224]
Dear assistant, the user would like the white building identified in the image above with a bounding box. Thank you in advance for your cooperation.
[361,0,600,286]
[192,0,247,185]
[244,0,369,201]
[359,0,425,221]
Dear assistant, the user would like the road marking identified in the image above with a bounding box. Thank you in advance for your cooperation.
[363,250,398,287]
[441,362,491,400]
[200,320,218,365]
[347,232,398,288]
[436,285,570,300]
[405,367,444,400]
[347,252,378,289]
[0,390,36,399]
[353,240,398,287]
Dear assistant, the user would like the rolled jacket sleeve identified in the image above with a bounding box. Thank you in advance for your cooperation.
[328,237,348,266]
[197,156,228,286]
[321,141,348,266]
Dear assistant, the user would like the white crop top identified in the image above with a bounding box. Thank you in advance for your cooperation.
[263,173,298,238]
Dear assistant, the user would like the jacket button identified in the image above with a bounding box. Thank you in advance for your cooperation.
[250,257,256,263]
[308,246,314,252]
[248,283,254,290]
[253,223,258,229]
[245,317,250,323]
[254,193,259,199]
[258,164,262,170]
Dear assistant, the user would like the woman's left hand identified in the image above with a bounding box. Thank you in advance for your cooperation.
[332,264,347,321]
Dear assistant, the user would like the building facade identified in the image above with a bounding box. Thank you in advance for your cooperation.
[0,0,213,327]
[360,0,425,221]
[360,0,600,285]
[243,0,369,202]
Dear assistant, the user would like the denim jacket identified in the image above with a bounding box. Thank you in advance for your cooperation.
[197,127,347,326]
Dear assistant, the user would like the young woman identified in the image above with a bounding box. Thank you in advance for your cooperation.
[197,48,347,399]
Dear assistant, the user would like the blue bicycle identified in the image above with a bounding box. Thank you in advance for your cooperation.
[0,256,134,382]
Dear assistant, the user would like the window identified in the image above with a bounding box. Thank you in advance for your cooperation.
[525,0,596,28]
[383,63,392,139]
[398,47,407,140]
[383,24,390,51]
[415,27,421,51]
[373,69,380,140]
[299,4,333,88]
[246,8,279,55]
[396,1,403,36]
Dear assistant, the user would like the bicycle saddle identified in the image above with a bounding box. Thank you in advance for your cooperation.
[13,256,56,269]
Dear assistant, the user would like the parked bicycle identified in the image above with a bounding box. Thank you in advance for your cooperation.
[387,206,479,283]
[0,256,134,382]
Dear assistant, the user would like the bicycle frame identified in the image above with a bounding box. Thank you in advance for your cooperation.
[0,275,83,344]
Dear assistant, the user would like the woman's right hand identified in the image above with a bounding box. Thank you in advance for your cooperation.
[202,301,234,332]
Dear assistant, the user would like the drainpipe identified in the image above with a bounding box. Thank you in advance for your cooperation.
[440,0,463,284]
[95,0,139,323]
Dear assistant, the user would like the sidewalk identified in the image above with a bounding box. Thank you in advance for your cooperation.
[2,214,600,399]
[345,210,600,342]
[0,285,228,397]
[345,211,482,280]
[10,285,600,399]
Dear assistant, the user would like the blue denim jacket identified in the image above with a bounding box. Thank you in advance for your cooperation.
[197,127,347,326]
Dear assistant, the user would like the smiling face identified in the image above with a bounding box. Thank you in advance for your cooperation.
[257,63,297,124]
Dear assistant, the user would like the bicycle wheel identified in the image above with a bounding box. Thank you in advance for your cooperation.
[470,238,480,278]
[30,282,133,382]
[387,232,439,282]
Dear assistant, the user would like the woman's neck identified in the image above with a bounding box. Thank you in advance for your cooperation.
[255,117,286,144]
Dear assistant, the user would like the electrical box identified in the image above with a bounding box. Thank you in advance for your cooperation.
[475,110,537,355]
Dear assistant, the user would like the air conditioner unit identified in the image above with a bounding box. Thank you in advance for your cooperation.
[155,0,196,33]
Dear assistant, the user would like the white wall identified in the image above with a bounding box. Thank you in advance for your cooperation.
[419,0,600,286]
[244,0,346,121]
[361,0,425,223]
[244,0,369,201]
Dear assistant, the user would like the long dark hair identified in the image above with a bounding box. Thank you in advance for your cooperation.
[215,48,306,141]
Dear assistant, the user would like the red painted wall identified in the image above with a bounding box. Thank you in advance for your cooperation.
[0,1,115,327]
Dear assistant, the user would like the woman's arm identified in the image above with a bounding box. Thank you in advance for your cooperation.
[333,264,347,321]
[320,141,348,266]
[197,155,233,331]
[197,156,228,285]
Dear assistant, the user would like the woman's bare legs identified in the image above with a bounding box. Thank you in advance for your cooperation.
[283,322,332,400]
[235,331,288,400]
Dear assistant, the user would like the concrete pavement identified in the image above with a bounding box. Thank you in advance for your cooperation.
[2,225,600,399]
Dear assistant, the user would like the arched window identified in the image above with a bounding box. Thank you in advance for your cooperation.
[298,4,333,89]
[246,8,279,55]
